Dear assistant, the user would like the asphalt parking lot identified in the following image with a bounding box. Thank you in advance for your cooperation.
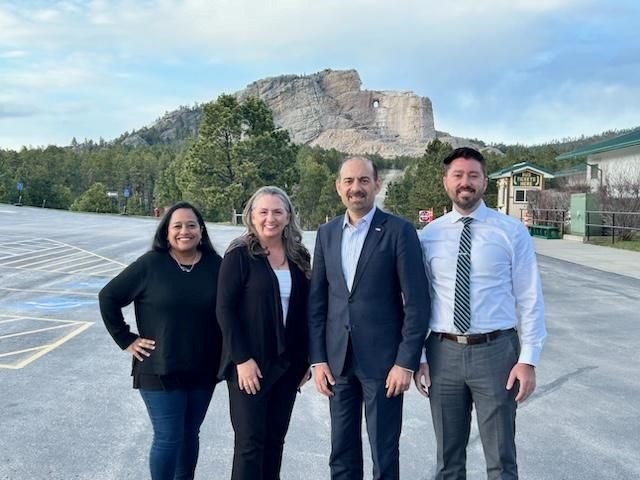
[1,204,639,479]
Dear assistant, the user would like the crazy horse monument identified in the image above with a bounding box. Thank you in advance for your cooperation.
[120,69,471,158]
[235,69,437,158]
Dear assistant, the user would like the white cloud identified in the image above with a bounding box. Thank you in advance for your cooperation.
[0,50,29,58]
[0,0,638,148]
[0,0,585,61]
[32,8,62,22]
[0,64,99,89]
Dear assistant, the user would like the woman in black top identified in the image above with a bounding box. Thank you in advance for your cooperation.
[217,186,311,480]
[99,202,222,480]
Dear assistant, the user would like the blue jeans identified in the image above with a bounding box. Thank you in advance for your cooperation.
[139,387,215,480]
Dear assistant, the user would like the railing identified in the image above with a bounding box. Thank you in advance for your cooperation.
[586,210,640,243]
[529,208,567,237]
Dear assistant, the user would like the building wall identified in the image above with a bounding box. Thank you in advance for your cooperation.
[495,175,544,220]
[508,185,540,220]
[588,145,640,190]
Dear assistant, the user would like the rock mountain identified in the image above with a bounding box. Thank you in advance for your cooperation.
[119,69,476,157]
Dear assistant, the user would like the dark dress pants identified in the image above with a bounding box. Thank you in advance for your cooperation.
[329,344,403,480]
[427,329,520,480]
[139,387,215,480]
[227,367,301,480]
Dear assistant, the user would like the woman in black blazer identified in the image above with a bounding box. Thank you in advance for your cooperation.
[217,186,311,480]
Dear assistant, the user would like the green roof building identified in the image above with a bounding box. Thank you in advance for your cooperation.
[556,128,640,190]
[488,162,554,218]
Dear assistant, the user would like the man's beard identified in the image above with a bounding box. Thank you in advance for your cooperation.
[453,189,482,211]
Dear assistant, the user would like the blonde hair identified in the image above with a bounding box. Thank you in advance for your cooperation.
[228,186,311,277]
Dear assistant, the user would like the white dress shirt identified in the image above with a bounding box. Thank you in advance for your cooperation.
[419,201,546,366]
[341,206,376,291]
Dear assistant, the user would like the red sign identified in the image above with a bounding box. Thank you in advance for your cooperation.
[418,209,433,223]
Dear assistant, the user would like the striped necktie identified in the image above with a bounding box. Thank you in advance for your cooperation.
[453,217,473,333]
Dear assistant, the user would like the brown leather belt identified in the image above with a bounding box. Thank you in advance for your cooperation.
[437,329,514,345]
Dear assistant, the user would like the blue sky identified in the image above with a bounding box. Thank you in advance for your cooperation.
[1,0,639,150]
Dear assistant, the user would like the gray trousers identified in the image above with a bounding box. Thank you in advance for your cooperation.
[427,329,519,480]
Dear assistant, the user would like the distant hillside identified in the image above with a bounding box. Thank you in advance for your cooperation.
[107,67,637,158]
[489,127,638,155]
[114,69,480,157]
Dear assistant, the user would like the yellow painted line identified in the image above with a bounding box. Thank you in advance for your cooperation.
[9,322,93,369]
[0,323,81,340]
[0,287,97,297]
[0,345,49,358]
[0,363,20,369]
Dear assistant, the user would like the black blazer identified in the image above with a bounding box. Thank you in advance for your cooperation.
[308,209,430,378]
[217,245,310,386]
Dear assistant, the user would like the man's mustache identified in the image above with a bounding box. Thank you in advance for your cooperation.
[348,191,367,198]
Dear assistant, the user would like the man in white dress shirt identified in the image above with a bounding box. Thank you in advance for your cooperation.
[414,147,546,480]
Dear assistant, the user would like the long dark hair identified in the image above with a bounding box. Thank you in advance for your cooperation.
[152,202,218,255]
[228,186,311,278]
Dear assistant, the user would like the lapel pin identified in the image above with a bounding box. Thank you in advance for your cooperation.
[375,227,382,232]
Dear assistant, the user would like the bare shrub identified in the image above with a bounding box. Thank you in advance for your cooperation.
[597,166,640,241]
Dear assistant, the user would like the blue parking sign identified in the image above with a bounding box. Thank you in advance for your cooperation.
[16,182,24,191]
[123,187,130,198]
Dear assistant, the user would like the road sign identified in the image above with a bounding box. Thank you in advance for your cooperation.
[123,187,130,198]
[106,191,118,198]
[16,182,24,191]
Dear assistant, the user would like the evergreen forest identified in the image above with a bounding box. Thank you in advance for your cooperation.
[0,95,627,228]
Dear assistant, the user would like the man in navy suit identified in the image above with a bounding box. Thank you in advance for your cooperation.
[309,156,430,480]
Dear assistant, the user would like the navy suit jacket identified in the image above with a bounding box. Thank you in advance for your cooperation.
[308,209,430,378]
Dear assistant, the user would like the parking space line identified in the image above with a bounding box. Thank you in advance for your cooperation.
[56,258,108,273]
[38,253,95,270]
[12,251,85,268]
[86,265,123,276]
[0,315,93,369]
[0,323,82,340]
[0,237,126,277]
[6,322,92,369]
[0,345,48,358]
[0,316,23,324]
[0,245,69,265]
[53,240,127,266]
